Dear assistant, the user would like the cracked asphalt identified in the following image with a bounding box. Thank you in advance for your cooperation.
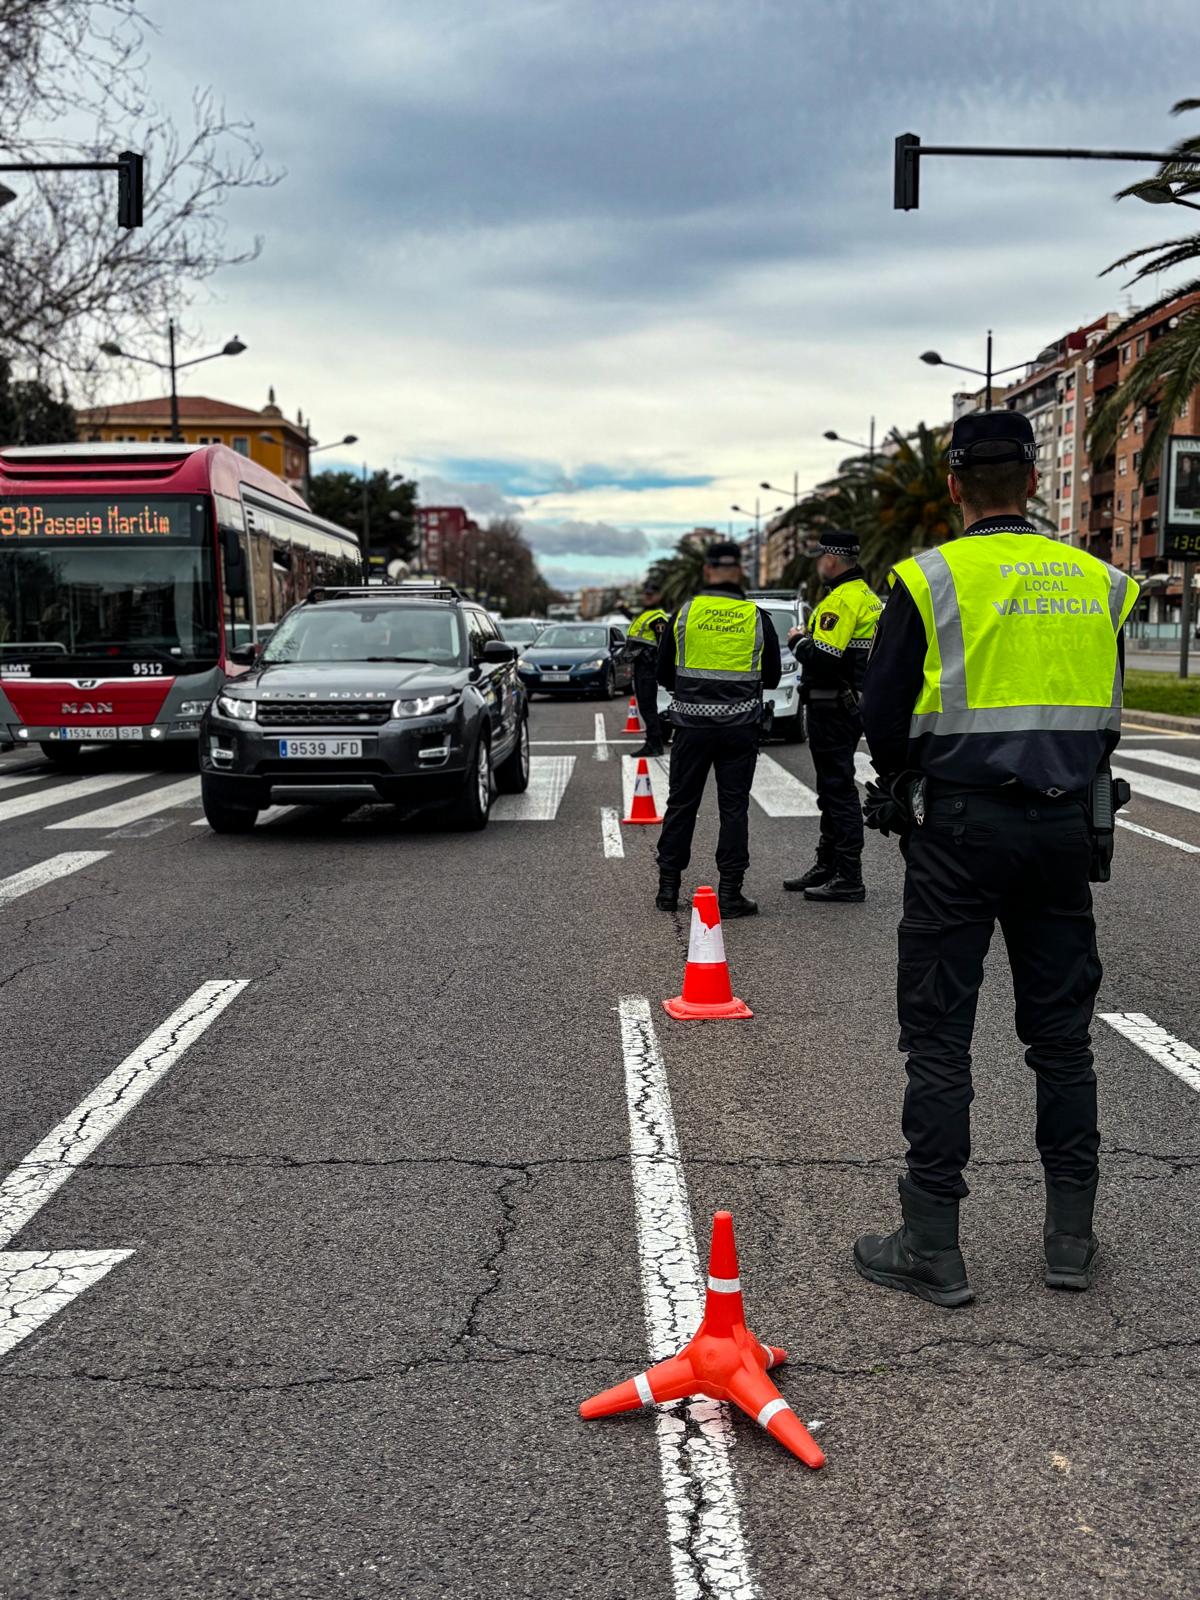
[1,701,1199,1598]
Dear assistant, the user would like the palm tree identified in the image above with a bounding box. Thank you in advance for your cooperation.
[1088,98,1200,479]
[867,423,958,581]
[645,536,708,610]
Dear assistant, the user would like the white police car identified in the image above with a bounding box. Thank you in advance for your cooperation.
[657,593,808,742]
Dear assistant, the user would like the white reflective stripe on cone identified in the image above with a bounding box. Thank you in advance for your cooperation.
[757,1398,790,1428]
[707,1275,741,1294]
[687,911,727,965]
[759,1341,777,1369]
[634,1372,654,1408]
[635,772,653,795]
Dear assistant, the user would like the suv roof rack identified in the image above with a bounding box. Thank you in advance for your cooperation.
[304,583,464,604]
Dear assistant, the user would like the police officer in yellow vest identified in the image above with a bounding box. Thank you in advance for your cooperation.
[625,585,670,757]
[784,529,882,901]
[655,541,782,916]
[853,410,1138,1308]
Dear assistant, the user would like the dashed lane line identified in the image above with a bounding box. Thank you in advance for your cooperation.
[1100,1012,1200,1096]
[1115,818,1200,854]
[492,756,576,821]
[594,711,610,762]
[0,980,249,1360]
[0,771,145,828]
[46,775,202,831]
[617,996,759,1600]
[0,852,110,909]
[601,807,625,857]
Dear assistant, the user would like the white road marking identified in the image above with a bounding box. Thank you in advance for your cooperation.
[0,771,145,828]
[531,738,640,747]
[46,775,201,831]
[1116,817,1200,854]
[492,756,575,821]
[192,805,298,828]
[621,753,670,816]
[594,711,610,761]
[1116,748,1200,778]
[0,980,249,1250]
[1100,1012,1200,1096]
[601,807,625,857]
[617,996,758,1600]
[751,754,819,817]
[0,852,109,908]
[854,751,875,786]
[1112,764,1200,817]
[0,1250,132,1360]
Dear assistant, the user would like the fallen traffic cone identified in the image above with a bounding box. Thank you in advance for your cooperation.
[580,1210,825,1470]
[622,756,664,826]
[663,886,752,1019]
[622,696,643,735]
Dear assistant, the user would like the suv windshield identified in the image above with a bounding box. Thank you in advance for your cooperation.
[536,625,608,649]
[260,603,465,665]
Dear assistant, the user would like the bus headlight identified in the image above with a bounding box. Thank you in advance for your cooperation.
[177,700,209,717]
[215,693,257,721]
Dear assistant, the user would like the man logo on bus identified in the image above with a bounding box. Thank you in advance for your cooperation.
[61,701,113,715]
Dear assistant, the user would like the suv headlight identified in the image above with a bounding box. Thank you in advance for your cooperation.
[392,692,461,718]
[215,693,257,721]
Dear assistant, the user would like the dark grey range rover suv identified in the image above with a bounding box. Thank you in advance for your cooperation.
[200,585,529,832]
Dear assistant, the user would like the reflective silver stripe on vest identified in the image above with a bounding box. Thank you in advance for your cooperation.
[1108,569,1131,710]
[911,704,1123,736]
[914,548,968,712]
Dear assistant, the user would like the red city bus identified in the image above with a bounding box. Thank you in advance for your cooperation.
[0,442,363,765]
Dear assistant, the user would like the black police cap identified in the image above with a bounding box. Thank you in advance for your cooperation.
[948,409,1037,470]
[817,528,860,558]
[704,539,743,567]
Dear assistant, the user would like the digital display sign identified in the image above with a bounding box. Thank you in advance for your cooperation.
[0,497,203,541]
[1163,436,1200,562]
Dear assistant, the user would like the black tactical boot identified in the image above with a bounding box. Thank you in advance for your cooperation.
[803,870,866,903]
[853,1176,973,1307]
[783,846,835,893]
[632,741,654,757]
[717,876,758,918]
[1043,1177,1099,1291]
[655,871,681,912]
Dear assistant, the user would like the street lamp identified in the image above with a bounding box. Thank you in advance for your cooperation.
[731,500,782,588]
[1133,182,1200,213]
[760,474,800,504]
[919,334,1059,409]
[305,432,358,500]
[99,319,246,440]
[821,417,877,463]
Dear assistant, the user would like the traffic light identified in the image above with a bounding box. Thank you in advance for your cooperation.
[894,132,920,211]
[117,150,144,229]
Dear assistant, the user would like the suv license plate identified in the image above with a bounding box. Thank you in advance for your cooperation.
[279,738,363,759]
[542,672,570,683]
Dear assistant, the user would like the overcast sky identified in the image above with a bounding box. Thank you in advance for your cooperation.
[130,0,1200,589]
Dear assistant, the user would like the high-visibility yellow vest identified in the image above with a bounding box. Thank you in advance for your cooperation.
[889,530,1139,787]
[627,606,668,646]
[673,593,764,726]
[808,575,882,688]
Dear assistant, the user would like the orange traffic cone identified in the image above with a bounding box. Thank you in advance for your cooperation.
[663,886,751,1019]
[622,756,664,825]
[622,696,643,735]
[580,1210,825,1470]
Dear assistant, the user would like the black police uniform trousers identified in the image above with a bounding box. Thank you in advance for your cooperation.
[631,650,664,748]
[656,720,759,878]
[898,788,1102,1201]
[807,698,864,873]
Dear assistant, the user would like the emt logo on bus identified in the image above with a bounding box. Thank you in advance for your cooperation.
[0,501,181,539]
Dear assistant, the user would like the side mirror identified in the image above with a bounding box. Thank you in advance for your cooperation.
[228,642,259,666]
[481,639,518,663]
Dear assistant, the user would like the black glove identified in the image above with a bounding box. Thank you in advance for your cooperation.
[863,772,916,837]
[791,630,816,663]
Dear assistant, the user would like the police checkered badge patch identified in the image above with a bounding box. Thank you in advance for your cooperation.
[820,613,837,630]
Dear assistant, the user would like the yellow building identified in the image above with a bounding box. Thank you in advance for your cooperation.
[75,387,313,495]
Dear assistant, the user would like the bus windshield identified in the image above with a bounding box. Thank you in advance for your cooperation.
[0,495,219,672]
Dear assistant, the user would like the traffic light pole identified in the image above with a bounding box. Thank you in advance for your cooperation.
[894,134,1188,210]
[0,151,144,227]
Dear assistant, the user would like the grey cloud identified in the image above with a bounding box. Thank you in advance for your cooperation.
[523,520,650,558]
[414,476,522,520]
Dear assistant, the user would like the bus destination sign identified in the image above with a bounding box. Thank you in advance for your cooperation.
[0,499,195,541]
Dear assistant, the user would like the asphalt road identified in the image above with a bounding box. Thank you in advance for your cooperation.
[1,698,1199,1599]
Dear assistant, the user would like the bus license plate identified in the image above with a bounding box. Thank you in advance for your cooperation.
[278,738,363,759]
[57,726,120,741]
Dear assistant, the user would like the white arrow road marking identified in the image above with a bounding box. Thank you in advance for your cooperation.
[0,1250,132,1360]
[1116,817,1200,854]
[492,756,575,821]
[750,754,819,817]
[1100,1012,1200,1096]
[0,851,110,908]
[594,711,610,761]
[601,807,625,857]
[0,771,145,828]
[618,996,758,1600]
[1111,764,1200,817]
[0,980,248,1358]
[46,775,201,830]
